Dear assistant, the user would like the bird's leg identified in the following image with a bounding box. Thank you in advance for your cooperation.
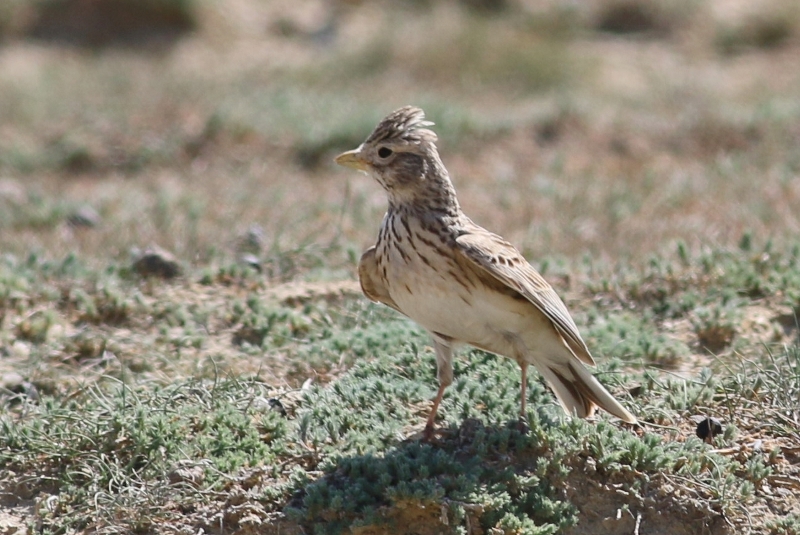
[424,383,448,440]
[518,362,529,432]
[424,337,454,440]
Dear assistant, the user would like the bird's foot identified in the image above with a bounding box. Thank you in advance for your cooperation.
[515,416,529,434]
[422,424,440,442]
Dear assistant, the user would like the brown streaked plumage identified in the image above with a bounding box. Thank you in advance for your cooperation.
[335,106,636,437]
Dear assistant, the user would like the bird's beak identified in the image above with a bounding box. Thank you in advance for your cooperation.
[334,149,369,172]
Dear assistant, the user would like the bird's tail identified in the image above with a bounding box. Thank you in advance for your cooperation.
[538,361,637,424]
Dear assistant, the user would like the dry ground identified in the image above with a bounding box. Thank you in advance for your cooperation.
[1,0,799,263]
[1,0,800,534]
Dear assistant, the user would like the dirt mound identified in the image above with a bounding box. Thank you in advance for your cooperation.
[564,470,729,535]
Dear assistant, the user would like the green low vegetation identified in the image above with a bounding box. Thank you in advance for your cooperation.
[1,239,799,534]
[1,0,800,533]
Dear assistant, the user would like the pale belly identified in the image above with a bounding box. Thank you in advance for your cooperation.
[384,248,553,359]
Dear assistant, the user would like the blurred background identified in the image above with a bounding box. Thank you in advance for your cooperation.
[1,0,799,276]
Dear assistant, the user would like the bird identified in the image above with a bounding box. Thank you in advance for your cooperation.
[335,106,636,437]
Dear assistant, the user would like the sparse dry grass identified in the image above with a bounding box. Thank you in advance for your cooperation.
[1,0,800,533]
[2,1,799,265]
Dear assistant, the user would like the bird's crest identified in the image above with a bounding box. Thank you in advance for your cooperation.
[365,106,438,146]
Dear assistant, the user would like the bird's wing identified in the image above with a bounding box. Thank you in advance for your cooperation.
[455,224,595,366]
[358,246,402,314]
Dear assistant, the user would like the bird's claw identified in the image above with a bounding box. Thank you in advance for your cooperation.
[515,416,530,434]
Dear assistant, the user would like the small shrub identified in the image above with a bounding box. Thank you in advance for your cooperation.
[767,513,800,535]
[716,14,796,55]
[15,310,54,343]
[587,312,690,368]
[692,304,741,353]
[25,0,198,48]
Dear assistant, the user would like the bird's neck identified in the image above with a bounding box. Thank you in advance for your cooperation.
[383,202,464,252]
[386,170,462,218]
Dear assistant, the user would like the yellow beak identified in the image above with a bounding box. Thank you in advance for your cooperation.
[334,149,369,172]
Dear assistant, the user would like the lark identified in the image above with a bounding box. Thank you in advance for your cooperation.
[335,106,636,436]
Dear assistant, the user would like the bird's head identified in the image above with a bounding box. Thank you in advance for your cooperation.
[335,106,457,210]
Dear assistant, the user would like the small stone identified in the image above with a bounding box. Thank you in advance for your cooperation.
[232,324,267,347]
[268,398,287,417]
[167,460,206,487]
[1,372,25,391]
[10,341,30,358]
[692,415,723,443]
[1,372,39,401]
[133,246,182,279]
[239,253,262,272]
[627,384,644,397]
[237,224,265,255]
[67,205,101,228]
[253,397,288,417]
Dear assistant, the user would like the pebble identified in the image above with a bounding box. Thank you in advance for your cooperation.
[132,246,182,279]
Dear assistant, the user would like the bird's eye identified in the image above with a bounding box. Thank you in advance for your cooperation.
[377,147,393,159]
